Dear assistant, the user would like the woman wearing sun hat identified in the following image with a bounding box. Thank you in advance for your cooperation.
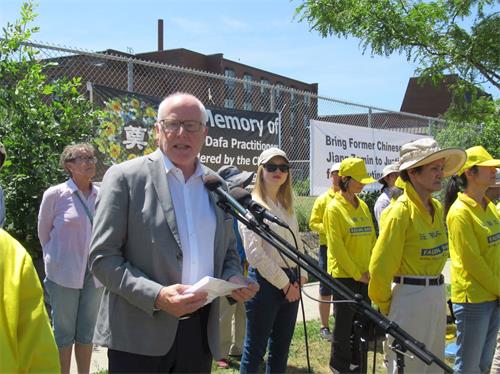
[324,157,377,373]
[369,138,466,374]
[239,147,307,374]
[444,146,500,374]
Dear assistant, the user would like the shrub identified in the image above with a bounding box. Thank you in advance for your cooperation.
[0,1,99,256]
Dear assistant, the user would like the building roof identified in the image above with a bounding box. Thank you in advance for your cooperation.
[135,48,317,91]
[399,75,457,118]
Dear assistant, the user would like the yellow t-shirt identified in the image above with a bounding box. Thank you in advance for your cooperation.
[0,229,60,373]
[369,183,449,315]
[309,188,337,245]
[447,193,500,303]
[324,193,376,280]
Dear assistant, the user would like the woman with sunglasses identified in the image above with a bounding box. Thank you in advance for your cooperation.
[444,146,500,374]
[239,147,307,374]
[323,157,376,373]
[37,143,103,374]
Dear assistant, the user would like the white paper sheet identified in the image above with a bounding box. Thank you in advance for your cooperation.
[184,276,245,305]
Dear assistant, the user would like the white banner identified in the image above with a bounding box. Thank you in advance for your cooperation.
[310,120,427,195]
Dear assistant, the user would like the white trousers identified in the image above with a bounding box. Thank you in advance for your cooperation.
[385,282,446,374]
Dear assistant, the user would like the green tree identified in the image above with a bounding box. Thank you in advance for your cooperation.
[0,1,98,255]
[434,97,499,157]
[295,0,499,121]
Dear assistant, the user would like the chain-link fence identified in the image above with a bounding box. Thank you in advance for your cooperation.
[26,41,448,243]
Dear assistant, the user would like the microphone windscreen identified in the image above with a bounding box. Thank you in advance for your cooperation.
[230,187,252,205]
[203,174,224,191]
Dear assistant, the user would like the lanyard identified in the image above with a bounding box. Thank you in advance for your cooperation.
[74,190,93,225]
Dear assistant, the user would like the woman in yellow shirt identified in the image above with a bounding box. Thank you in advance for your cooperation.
[444,146,500,374]
[0,229,60,373]
[324,157,376,373]
[369,138,465,374]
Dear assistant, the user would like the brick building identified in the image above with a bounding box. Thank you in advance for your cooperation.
[43,44,318,164]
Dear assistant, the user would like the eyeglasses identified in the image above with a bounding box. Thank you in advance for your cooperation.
[263,163,290,173]
[71,156,97,163]
[158,119,204,133]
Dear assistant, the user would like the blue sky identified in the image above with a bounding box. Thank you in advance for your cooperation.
[1,0,493,111]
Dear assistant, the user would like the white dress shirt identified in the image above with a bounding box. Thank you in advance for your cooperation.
[374,188,391,225]
[161,154,216,285]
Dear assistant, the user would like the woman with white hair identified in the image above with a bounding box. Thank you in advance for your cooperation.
[38,143,102,374]
[369,138,466,374]
[444,146,500,374]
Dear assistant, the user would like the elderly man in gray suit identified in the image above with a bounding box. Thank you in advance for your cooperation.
[89,92,258,373]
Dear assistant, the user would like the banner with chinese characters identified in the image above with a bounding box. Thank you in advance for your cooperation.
[93,85,158,166]
[92,85,280,175]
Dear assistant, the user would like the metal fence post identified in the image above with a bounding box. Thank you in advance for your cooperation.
[127,59,134,92]
[270,86,276,113]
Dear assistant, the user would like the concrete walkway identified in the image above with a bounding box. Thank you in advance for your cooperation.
[78,261,452,373]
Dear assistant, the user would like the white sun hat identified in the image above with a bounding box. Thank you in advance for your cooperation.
[398,138,466,177]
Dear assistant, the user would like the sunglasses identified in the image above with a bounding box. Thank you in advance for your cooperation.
[264,163,290,173]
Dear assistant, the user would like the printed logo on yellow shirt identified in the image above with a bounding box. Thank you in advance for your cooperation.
[421,243,448,257]
[349,226,372,235]
[485,220,496,228]
[419,230,442,240]
[487,232,500,244]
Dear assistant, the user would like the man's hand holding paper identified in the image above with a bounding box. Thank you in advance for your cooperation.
[184,276,259,306]
[228,275,259,302]
[154,284,208,318]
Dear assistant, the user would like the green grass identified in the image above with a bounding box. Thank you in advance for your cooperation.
[92,317,455,374]
[211,317,456,373]
[211,317,387,373]
[295,195,317,232]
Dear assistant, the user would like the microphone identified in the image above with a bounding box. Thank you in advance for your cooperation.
[203,175,259,226]
[230,188,290,229]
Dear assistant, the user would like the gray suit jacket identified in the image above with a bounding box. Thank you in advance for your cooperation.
[89,149,242,357]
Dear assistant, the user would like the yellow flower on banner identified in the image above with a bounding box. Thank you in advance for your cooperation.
[109,143,121,159]
[111,101,122,112]
[144,147,154,155]
[131,99,140,109]
[127,154,137,160]
[145,107,157,118]
[102,122,116,137]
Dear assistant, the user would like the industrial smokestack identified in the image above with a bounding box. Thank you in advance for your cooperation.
[158,19,164,51]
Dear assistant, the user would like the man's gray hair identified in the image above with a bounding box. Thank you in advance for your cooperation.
[157,92,208,124]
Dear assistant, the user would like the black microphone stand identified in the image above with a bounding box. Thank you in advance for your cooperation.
[216,200,453,374]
